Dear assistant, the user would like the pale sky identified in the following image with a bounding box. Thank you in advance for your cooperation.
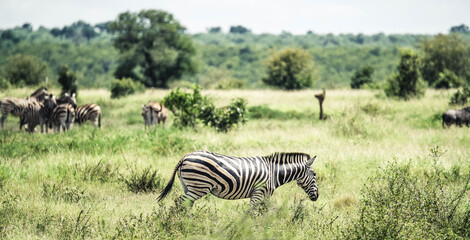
[1,0,469,35]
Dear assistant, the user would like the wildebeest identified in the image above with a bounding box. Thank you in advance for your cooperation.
[442,107,470,127]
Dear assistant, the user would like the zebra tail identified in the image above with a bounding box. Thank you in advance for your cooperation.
[98,113,101,128]
[157,159,184,202]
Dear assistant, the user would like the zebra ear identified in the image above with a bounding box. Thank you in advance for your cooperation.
[306,156,317,166]
[72,93,76,98]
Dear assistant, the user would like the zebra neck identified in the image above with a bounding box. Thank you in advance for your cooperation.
[273,163,304,188]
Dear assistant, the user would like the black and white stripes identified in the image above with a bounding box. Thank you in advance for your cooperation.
[158,151,319,206]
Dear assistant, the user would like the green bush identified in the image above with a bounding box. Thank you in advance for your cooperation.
[433,69,462,89]
[449,85,470,106]
[163,85,247,131]
[344,148,470,239]
[111,78,145,99]
[350,65,374,89]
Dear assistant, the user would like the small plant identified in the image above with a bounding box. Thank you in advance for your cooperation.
[58,207,94,239]
[42,182,90,203]
[78,159,117,183]
[111,78,145,99]
[121,167,162,193]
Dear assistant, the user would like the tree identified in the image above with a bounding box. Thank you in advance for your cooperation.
[262,48,314,90]
[58,65,78,96]
[450,24,470,34]
[229,25,250,34]
[420,34,470,87]
[350,66,374,89]
[2,54,47,86]
[109,9,197,88]
[385,49,426,100]
[207,27,222,33]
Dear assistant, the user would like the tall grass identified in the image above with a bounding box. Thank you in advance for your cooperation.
[0,88,468,239]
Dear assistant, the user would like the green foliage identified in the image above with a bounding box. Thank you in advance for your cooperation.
[57,65,78,96]
[110,78,144,98]
[344,148,470,239]
[121,167,162,194]
[420,34,470,87]
[449,85,470,105]
[162,85,208,128]
[434,69,462,89]
[262,48,314,90]
[2,54,47,86]
[199,98,248,132]
[385,49,426,100]
[109,9,197,88]
[0,77,10,89]
[162,85,247,131]
[229,25,250,34]
[350,65,374,89]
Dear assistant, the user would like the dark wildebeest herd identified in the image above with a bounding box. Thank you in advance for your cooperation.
[0,88,101,133]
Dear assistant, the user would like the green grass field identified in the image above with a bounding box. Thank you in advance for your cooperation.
[1,88,469,239]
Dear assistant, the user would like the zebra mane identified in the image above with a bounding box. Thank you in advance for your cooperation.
[264,152,311,164]
[30,87,48,97]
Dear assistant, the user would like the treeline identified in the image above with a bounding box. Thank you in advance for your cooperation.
[0,16,469,89]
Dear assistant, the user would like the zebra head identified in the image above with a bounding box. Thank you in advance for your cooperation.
[57,93,77,109]
[30,87,49,102]
[296,156,319,201]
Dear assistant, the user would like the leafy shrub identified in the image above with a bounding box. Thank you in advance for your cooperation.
[385,49,426,100]
[350,65,374,89]
[121,167,162,193]
[111,78,145,99]
[344,147,470,239]
[199,98,247,132]
[449,85,470,105]
[433,69,462,89]
[163,85,247,131]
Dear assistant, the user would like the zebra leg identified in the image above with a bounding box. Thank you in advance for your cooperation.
[175,190,209,209]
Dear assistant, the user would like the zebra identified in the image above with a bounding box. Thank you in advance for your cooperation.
[50,103,75,132]
[142,102,168,128]
[157,151,319,207]
[75,103,102,128]
[1,87,49,129]
[20,94,58,133]
[56,93,77,109]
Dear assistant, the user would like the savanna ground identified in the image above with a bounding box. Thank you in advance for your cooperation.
[0,88,469,239]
